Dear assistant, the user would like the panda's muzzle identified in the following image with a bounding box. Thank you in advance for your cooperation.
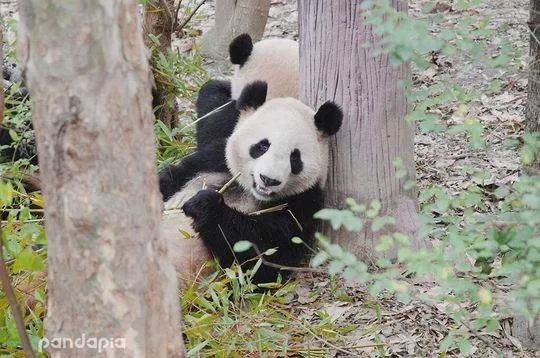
[259,174,281,187]
[251,174,281,198]
[250,172,282,199]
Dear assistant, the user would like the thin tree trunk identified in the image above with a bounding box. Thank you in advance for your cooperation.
[298,1,426,260]
[144,0,175,55]
[0,23,3,126]
[144,0,179,128]
[526,0,540,133]
[512,2,540,348]
[18,1,184,356]
[200,0,270,62]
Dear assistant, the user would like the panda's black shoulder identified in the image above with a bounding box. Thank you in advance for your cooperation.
[196,79,232,117]
[195,80,239,150]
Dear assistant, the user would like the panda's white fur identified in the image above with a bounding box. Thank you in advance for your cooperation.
[231,38,299,101]
[161,97,333,288]
[226,97,330,201]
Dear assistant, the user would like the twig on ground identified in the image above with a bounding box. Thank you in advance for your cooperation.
[249,243,324,274]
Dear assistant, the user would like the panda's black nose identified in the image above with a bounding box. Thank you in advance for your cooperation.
[260,174,281,187]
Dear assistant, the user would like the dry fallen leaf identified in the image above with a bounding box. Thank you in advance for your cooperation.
[324,301,350,321]
[435,158,456,168]
[430,2,453,13]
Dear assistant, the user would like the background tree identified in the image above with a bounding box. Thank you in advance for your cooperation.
[144,0,176,56]
[0,25,3,127]
[200,0,269,62]
[18,1,183,356]
[526,0,540,133]
[144,0,180,128]
[513,1,540,346]
[298,0,427,260]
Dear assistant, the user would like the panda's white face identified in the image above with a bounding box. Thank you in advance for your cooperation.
[226,98,329,201]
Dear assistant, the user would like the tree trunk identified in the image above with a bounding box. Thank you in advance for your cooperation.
[144,0,179,128]
[18,1,184,356]
[144,0,175,55]
[298,0,425,260]
[0,25,3,127]
[200,0,270,63]
[513,3,540,349]
[526,0,540,132]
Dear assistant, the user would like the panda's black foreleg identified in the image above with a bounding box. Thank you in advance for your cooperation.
[159,139,228,201]
[182,189,309,284]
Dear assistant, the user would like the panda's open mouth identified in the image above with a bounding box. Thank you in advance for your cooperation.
[252,182,277,198]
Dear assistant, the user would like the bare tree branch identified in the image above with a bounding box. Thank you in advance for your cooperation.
[177,0,207,33]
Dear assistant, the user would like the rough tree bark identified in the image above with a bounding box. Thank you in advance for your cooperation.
[200,0,270,62]
[298,1,426,260]
[144,0,179,128]
[144,0,176,55]
[526,0,540,133]
[18,1,184,356]
[512,2,540,347]
[0,25,3,126]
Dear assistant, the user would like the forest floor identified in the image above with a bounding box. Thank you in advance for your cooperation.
[1,0,536,356]
[179,1,536,356]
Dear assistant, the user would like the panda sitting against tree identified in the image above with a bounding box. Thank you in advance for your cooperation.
[159,34,343,288]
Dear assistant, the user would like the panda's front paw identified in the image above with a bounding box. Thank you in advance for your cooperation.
[182,189,225,222]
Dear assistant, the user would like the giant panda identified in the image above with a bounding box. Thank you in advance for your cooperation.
[229,33,298,100]
[160,81,342,287]
[195,33,299,151]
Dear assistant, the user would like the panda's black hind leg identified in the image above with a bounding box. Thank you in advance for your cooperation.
[195,80,240,149]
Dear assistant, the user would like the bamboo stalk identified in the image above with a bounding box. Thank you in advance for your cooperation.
[180,100,232,132]
[218,172,241,194]
[248,203,288,216]
[287,209,303,231]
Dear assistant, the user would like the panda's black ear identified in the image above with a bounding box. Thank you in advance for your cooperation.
[314,101,343,136]
[229,33,253,67]
[236,81,267,112]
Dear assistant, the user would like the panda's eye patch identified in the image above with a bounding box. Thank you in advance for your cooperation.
[250,139,270,159]
[290,148,303,175]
